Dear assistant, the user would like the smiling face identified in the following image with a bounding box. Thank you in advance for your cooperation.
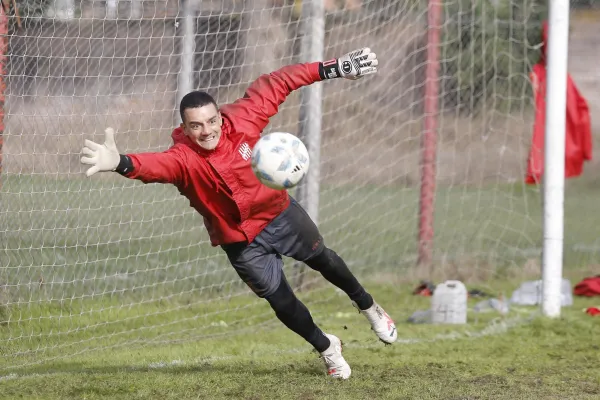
[180,103,223,151]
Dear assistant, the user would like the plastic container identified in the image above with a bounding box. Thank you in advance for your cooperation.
[431,280,468,324]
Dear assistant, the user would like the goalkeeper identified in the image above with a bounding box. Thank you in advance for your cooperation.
[80,48,396,380]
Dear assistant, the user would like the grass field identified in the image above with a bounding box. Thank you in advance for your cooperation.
[1,174,600,398]
[0,282,599,399]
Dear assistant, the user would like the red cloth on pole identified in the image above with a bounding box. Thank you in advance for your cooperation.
[525,22,592,185]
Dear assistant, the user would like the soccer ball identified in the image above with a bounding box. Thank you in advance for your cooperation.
[251,132,310,190]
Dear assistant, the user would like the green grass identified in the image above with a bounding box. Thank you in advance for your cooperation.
[2,173,599,299]
[1,174,600,398]
[0,282,599,399]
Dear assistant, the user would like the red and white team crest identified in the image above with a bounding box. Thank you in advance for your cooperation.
[238,142,252,161]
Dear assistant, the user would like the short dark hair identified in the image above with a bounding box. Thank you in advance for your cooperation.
[180,91,218,122]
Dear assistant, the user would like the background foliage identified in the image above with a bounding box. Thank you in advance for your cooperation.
[440,0,548,114]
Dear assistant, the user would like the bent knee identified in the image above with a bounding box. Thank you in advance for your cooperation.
[305,247,338,271]
[265,277,297,312]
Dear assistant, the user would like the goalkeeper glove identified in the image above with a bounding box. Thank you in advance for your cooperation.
[80,127,122,177]
[320,47,378,80]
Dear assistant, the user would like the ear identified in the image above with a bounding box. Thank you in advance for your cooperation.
[218,111,223,127]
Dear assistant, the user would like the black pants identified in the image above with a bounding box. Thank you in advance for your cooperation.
[222,198,373,352]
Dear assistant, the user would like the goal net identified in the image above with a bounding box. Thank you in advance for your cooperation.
[0,0,589,371]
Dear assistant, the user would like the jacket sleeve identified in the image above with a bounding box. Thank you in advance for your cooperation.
[122,146,187,185]
[221,62,323,135]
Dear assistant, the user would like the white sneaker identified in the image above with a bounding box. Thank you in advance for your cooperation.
[352,301,397,344]
[320,333,351,379]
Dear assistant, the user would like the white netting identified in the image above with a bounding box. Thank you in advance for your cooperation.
[0,0,597,371]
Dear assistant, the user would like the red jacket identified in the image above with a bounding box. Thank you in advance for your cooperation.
[123,62,323,245]
[526,22,592,184]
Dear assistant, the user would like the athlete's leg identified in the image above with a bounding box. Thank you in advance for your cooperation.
[222,236,351,378]
[262,197,397,344]
[221,239,329,352]
[262,197,373,308]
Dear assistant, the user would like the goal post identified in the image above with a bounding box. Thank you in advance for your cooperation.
[417,0,442,270]
[541,0,571,318]
[292,0,325,289]
[297,0,324,227]
[0,2,6,189]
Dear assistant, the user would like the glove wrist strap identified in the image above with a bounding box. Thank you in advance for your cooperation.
[319,59,341,80]
[115,154,134,175]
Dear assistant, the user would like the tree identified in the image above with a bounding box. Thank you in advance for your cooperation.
[440,0,547,114]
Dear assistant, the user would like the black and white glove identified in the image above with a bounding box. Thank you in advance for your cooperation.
[319,47,378,80]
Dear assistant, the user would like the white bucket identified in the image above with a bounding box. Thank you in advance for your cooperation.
[431,280,468,324]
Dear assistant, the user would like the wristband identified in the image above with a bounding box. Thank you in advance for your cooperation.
[115,154,134,175]
[319,59,341,79]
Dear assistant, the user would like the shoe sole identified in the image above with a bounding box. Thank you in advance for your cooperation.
[372,326,397,345]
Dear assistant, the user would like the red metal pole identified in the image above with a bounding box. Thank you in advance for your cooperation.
[417,0,442,268]
[0,3,6,187]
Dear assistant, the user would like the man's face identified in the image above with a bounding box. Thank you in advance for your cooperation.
[181,104,223,151]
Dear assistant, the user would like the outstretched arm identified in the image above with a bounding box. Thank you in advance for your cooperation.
[80,128,186,185]
[221,47,378,134]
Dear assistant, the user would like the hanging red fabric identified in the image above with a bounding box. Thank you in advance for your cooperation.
[525,21,592,184]
[573,276,600,297]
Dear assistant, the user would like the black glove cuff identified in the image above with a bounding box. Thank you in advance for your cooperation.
[319,59,341,80]
[115,154,134,175]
